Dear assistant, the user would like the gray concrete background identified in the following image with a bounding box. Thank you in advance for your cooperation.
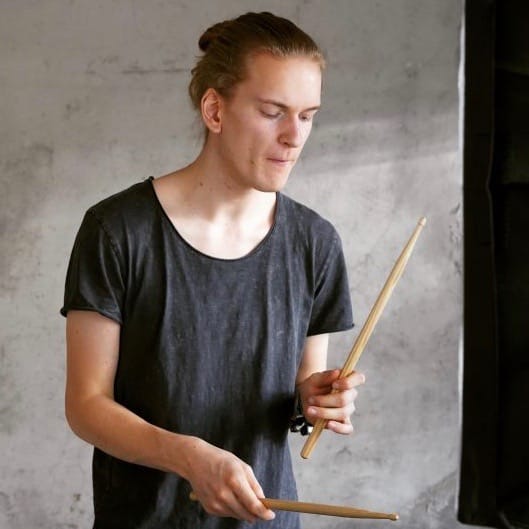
[0,1,464,528]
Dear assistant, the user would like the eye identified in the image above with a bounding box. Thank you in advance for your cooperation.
[300,111,318,122]
[260,109,281,119]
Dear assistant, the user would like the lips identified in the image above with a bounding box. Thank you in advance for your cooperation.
[268,158,295,163]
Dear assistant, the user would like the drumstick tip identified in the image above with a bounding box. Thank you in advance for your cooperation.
[418,216,427,226]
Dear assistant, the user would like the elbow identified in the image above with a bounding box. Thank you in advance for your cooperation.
[64,391,90,440]
[64,390,111,448]
[64,394,80,437]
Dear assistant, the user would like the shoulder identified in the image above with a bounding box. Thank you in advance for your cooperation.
[87,178,155,224]
[278,193,341,248]
[82,178,158,243]
[76,178,158,256]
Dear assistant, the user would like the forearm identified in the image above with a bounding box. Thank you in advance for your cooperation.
[296,333,329,386]
[64,310,273,522]
[65,393,200,480]
[66,393,275,522]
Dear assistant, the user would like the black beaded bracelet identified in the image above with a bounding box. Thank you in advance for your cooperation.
[289,393,313,436]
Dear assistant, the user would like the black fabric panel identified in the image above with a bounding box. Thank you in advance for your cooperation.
[490,2,529,526]
[491,185,529,527]
[459,1,500,526]
[460,2,529,526]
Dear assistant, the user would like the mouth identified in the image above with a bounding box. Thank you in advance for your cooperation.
[268,158,295,165]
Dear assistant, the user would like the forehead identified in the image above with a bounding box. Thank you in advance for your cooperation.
[235,53,322,107]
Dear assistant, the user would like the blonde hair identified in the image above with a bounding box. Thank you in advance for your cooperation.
[188,11,325,111]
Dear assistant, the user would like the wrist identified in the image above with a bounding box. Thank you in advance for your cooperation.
[152,427,204,480]
[289,391,313,436]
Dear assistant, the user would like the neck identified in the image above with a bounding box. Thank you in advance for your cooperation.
[175,144,277,224]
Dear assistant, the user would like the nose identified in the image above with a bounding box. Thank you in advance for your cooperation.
[279,116,304,148]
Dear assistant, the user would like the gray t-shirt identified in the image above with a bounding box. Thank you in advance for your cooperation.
[61,178,353,529]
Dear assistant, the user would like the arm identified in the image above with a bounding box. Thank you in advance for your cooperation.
[65,310,274,523]
[295,333,365,434]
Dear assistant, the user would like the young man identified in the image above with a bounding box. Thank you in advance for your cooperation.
[62,12,364,529]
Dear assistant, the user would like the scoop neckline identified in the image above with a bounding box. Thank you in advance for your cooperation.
[146,176,281,263]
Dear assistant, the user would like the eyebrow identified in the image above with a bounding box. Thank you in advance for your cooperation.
[257,98,321,112]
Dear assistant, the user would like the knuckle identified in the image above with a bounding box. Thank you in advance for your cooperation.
[345,378,356,389]
[226,475,240,489]
[218,489,230,502]
[337,393,349,407]
[343,402,356,419]
[206,500,223,515]
[340,410,350,421]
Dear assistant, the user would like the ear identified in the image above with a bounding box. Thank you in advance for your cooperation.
[200,88,223,134]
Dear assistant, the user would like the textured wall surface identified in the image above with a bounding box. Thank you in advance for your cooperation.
[1,2,465,528]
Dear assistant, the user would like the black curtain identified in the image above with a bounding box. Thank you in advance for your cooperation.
[459,1,529,528]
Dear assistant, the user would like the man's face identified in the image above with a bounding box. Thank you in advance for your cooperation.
[214,52,322,193]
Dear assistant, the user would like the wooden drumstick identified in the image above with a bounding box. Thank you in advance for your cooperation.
[301,217,427,459]
[189,492,398,520]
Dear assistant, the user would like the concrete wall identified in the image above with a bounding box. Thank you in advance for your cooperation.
[0,2,464,528]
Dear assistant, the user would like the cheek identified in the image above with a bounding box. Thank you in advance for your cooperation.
[247,126,277,155]
[301,123,313,144]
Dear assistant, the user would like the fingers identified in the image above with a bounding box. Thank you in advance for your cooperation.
[304,371,365,430]
[203,488,252,522]
[305,401,355,434]
[198,486,274,523]
[234,465,275,521]
[198,486,275,523]
[308,368,341,390]
[306,371,365,408]
[212,486,271,523]
[326,418,354,435]
[305,369,365,393]
[192,459,275,523]
[305,392,356,423]
[237,468,275,521]
[333,371,366,390]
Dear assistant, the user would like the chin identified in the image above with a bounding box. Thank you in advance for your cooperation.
[259,168,292,192]
[256,177,290,193]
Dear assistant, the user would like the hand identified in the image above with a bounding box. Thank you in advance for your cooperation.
[185,439,275,523]
[297,369,365,434]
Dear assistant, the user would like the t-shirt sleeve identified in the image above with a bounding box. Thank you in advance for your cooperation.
[307,232,353,336]
[60,209,125,324]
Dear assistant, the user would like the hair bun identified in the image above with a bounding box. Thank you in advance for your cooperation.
[198,21,229,52]
[189,12,324,115]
